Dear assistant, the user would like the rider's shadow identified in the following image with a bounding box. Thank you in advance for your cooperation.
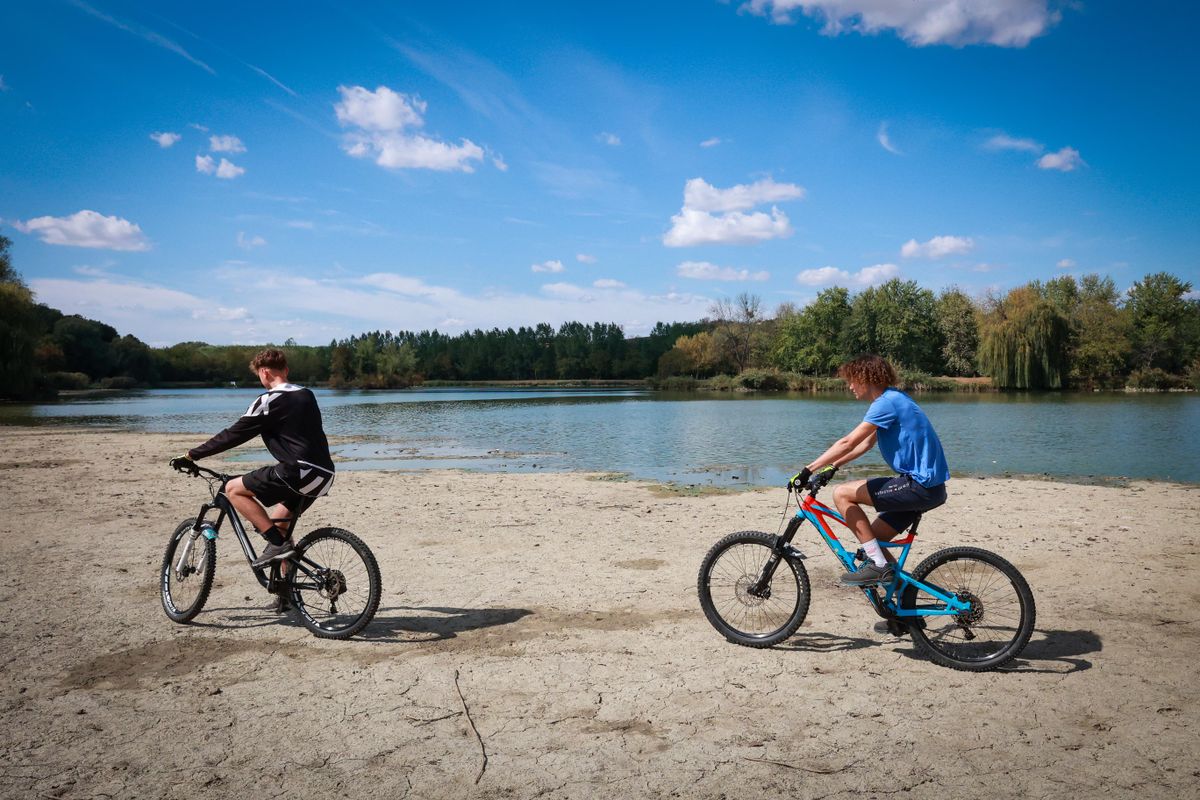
[999,628,1101,674]
[356,606,534,643]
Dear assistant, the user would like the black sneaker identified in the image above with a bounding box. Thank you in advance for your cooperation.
[251,539,295,568]
[840,561,894,587]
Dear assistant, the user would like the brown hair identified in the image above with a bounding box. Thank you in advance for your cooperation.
[838,354,896,388]
[249,348,288,372]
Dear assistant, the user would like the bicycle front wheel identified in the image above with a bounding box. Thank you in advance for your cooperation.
[160,518,216,623]
[900,546,1035,671]
[287,527,381,640]
[698,531,810,648]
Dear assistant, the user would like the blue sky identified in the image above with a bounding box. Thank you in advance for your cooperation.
[2,0,1197,345]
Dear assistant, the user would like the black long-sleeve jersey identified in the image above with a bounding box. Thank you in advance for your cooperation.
[189,384,335,473]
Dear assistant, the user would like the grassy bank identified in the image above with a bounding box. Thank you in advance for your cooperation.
[649,369,994,393]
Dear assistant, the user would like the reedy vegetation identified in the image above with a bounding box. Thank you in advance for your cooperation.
[1,234,1197,397]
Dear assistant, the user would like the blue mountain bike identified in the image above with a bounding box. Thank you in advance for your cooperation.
[698,471,1035,671]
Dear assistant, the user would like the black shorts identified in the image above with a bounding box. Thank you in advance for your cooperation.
[866,474,947,535]
[242,463,334,514]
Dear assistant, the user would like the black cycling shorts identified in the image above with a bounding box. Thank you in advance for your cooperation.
[866,474,947,535]
[242,463,334,514]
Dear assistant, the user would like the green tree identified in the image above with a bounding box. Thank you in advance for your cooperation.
[977,286,1071,388]
[843,280,941,372]
[935,287,978,376]
[1125,272,1197,373]
[768,286,851,374]
[1071,274,1130,388]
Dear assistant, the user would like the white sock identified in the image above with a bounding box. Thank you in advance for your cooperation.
[862,539,887,568]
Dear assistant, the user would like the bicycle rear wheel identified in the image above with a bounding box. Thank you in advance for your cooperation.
[287,527,381,640]
[160,518,216,623]
[900,546,1035,671]
[698,531,810,647]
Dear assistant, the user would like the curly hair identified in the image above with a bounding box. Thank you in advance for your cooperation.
[838,354,897,388]
[249,348,288,372]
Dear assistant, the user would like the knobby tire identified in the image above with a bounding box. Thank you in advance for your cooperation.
[698,531,811,648]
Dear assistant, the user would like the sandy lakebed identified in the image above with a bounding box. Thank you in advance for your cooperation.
[1,427,1198,799]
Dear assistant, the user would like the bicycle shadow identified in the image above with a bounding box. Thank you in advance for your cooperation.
[356,605,534,643]
[773,630,877,654]
[203,604,533,642]
[890,628,1100,674]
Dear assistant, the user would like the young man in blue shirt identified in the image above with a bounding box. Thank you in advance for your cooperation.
[797,354,950,587]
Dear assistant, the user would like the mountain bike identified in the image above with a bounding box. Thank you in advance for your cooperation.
[161,461,381,640]
[697,471,1035,671]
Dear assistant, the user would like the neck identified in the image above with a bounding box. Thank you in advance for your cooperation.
[866,385,886,401]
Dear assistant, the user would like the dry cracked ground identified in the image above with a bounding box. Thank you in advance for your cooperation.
[1,428,1197,799]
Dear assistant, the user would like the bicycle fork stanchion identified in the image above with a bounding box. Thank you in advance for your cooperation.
[752,516,807,597]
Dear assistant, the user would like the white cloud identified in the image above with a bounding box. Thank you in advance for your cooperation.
[593,278,626,289]
[877,122,901,155]
[14,210,150,251]
[334,85,426,131]
[681,177,806,213]
[742,0,1060,47]
[150,131,180,148]
[196,154,215,174]
[700,137,722,148]
[597,132,621,146]
[576,253,597,264]
[797,263,899,287]
[0,75,8,92]
[664,177,805,247]
[335,84,485,173]
[676,260,770,282]
[237,232,266,249]
[901,235,974,259]
[31,269,717,344]
[1056,258,1076,269]
[665,208,793,247]
[209,134,246,153]
[984,133,1043,153]
[215,158,245,179]
[531,259,566,273]
[492,154,509,171]
[193,306,251,322]
[1037,146,1084,172]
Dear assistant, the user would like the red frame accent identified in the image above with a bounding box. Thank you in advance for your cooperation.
[801,495,917,545]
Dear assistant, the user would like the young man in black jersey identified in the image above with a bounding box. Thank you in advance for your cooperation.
[174,348,335,568]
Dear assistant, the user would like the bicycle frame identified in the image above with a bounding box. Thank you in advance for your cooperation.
[767,491,971,621]
[173,468,323,595]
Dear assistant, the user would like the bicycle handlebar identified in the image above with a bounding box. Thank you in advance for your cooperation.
[169,457,226,481]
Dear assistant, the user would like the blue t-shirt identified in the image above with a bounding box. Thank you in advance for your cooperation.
[863,388,950,488]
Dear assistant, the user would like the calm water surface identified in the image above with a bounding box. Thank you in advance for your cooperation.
[2,388,1197,485]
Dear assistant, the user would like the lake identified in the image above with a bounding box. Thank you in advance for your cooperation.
[2,388,1197,486]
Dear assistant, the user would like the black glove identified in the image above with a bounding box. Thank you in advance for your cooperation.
[169,455,198,475]
[788,467,812,491]
[809,464,838,489]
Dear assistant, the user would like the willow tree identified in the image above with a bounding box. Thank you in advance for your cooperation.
[977,286,1071,388]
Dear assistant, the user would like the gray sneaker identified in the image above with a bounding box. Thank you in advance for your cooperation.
[251,539,295,568]
[840,561,894,587]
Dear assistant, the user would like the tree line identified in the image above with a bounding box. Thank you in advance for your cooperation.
[2,232,1197,398]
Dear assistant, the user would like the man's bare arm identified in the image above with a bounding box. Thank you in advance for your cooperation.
[806,422,877,470]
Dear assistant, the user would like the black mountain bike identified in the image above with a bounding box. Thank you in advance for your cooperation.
[161,461,381,639]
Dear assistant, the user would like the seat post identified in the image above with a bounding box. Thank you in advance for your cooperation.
[909,513,923,536]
